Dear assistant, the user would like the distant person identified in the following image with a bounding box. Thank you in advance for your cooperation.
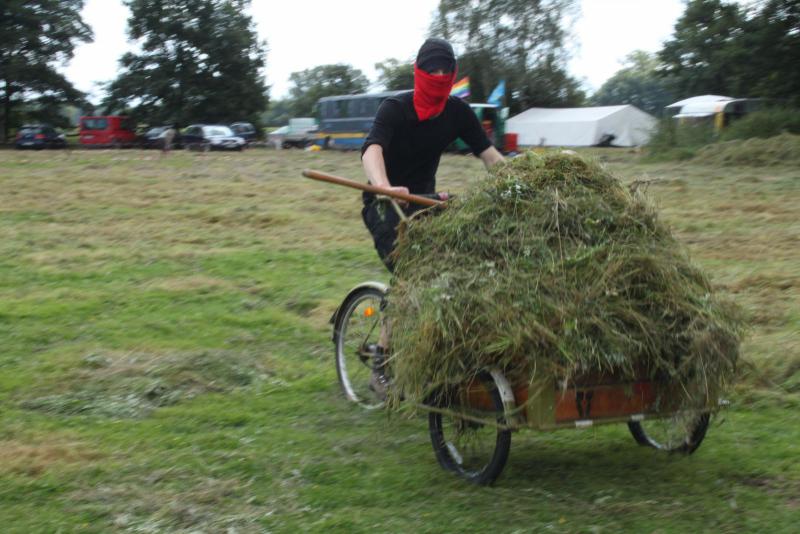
[162,125,176,154]
[360,37,505,396]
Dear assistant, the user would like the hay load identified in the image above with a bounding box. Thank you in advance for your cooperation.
[387,152,742,408]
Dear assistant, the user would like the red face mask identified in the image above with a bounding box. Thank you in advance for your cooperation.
[413,63,457,121]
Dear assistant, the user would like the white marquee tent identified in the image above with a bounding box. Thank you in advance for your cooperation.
[506,105,657,147]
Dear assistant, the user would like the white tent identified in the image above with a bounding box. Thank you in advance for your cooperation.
[506,105,657,147]
[665,95,733,110]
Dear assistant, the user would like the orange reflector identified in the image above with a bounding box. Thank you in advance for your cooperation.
[364,306,375,318]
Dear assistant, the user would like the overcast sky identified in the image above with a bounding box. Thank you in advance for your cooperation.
[62,0,689,103]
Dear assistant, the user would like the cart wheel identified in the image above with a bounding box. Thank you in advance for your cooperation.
[628,412,710,454]
[333,286,387,409]
[428,372,511,485]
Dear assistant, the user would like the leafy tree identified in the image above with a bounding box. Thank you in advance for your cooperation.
[740,0,800,105]
[430,0,582,112]
[659,0,799,105]
[591,51,675,116]
[103,0,268,127]
[261,98,291,127]
[511,56,585,110]
[658,0,746,97]
[375,58,414,91]
[0,0,92,141]
[287,64,369,117]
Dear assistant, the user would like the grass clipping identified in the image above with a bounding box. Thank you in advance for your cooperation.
[387,152,743,410]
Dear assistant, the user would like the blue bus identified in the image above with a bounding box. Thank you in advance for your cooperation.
[315,90,408,149]
[316,90,514,153]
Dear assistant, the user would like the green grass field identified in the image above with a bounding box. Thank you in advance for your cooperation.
[1,147,798,532]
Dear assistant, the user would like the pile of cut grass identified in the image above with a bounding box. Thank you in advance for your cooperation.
[387,152,743,408]
[693,133,800,167]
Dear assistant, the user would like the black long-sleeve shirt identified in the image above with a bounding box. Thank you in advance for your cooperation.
[361,91,492,203]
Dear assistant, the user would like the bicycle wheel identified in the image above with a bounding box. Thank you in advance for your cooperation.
[333,286,387,409]
[628,411,710,454]
[428,372,511,485]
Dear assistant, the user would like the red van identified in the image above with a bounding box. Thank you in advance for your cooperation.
[79,115,138,147]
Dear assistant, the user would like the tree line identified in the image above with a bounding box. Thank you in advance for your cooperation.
[592,0,800,115]
[1,0,798,142]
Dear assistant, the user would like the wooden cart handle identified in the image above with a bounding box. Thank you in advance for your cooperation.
[302,169,443,208]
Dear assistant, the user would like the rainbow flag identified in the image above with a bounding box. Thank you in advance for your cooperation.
[450,76,470,99]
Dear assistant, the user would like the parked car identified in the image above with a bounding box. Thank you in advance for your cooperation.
[267,117,318,149]
[229,122,258,144]
[141,126,182,149]
[267,125,290,148]
[79,115,138,147]
[181,124,246,151]
[14,124,67,149]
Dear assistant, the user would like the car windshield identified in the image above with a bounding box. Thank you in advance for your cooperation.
[82,118,108,130]
[204,126,233,137]
[270,126,290,135]
[147,127,166,135]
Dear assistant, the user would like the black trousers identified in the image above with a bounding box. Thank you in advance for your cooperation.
[362,195,438,272]
[362,199,403,272]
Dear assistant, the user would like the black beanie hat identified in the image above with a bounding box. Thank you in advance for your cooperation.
[416,38,456,73]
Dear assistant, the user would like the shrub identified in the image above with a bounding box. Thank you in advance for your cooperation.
[720,108,800,141]
[645,118,716,161]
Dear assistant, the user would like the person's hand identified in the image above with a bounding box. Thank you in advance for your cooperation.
[388,186,410,207]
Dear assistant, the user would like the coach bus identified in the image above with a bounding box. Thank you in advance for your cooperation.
[315,90,407,150]
[315,91,514,152]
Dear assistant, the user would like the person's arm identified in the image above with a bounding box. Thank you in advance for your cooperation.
[479,145,504,169]
[362,144,389,188]
[455,99,505,169]
[362,144,410,198]
[361,100,409,198]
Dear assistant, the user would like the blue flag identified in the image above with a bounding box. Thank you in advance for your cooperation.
[487,80,505,106]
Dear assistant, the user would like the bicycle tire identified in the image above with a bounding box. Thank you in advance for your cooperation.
[428,372,511,485]
[628,412,710,454]
[333,286,387,409]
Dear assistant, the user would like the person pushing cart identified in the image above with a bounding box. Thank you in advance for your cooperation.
[360,38,505,394]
